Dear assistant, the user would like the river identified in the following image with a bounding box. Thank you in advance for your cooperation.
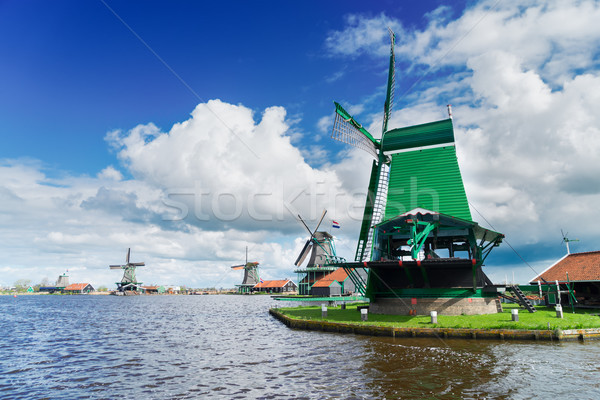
[1,295,599,399]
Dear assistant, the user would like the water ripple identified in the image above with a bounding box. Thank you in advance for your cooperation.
[2,295,600,398]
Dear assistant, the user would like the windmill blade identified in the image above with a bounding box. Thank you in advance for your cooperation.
[294,240,313,266]
[231,265,245,270]
[130,262,145,267]
[126,248,131,264]
[381,27,396,135]
[297,214,313,237]
[331,102,379,159]
[313,209,327,234]
[247,262,259,267]
[109,265,123,269]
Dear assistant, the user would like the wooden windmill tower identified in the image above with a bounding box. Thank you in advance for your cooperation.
[231,247,260,294]
[327,29,505,315]
[109,248,145,292]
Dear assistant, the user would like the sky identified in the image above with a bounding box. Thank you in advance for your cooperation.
[1,0,600,289]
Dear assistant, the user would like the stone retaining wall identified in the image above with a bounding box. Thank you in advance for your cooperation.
[369,297,498,316]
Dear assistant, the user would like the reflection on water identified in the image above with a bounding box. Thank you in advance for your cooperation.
[1,295,599,399]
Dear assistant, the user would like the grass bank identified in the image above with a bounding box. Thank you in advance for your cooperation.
[275,303,600,331]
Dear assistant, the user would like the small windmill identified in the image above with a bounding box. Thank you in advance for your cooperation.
[561,229,579,254]
[330,28,397,262]
[109,248,145,292]
[293,210,352,295]
[295,210,334,268]
[231,246,259,294]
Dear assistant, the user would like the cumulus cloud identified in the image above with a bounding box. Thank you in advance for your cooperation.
[105,99,370,233]
[0,100,373,288]
[97,166,123,181]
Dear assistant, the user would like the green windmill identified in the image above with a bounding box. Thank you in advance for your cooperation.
[329,28,506,315]
[109,248,145,292]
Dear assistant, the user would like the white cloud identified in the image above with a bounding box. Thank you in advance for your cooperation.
[0,100,373,289]
[97,165,123,181]
[325,13,404,57]
[106,99,370,233]
[394,0,600,84]
[317,115,333,135]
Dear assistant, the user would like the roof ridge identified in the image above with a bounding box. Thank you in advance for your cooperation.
[570,250,600,256]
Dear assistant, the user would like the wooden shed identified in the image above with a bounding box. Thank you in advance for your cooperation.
[253,279,297,293]
[311,279,342,297]
[63,283,95,294]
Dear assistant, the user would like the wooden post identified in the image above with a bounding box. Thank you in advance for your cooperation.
[511,309,519,322]
[321,304,327,318]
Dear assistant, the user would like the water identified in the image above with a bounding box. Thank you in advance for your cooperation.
[2,295,600,399]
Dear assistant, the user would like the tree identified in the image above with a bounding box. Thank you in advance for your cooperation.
[14,279,32,292]
[39,277,51,287]
[97,286,108,292]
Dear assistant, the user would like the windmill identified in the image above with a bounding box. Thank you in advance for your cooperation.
[330,28,397,262]
[109,248,145,292]
[295,210,332,268]
[231,246,259,294]
[293,210,352,295]
[561,229,579,254]
[325,27,505,315]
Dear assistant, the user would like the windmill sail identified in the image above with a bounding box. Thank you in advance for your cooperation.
[381,28,395,134]
[294,240,313,266]
[331,102,379,159]
[331,30,397,262]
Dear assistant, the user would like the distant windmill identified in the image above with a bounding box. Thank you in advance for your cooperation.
[295,210,333,268]
[109,248,145,292]
[231,247,259,294]
[561,229,579,254]
[292,210,357,295]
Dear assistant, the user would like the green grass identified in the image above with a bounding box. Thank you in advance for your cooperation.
[275,303,600,331]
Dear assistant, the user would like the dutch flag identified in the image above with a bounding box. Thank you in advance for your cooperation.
[332,220,340,229]
[260,278,264,283]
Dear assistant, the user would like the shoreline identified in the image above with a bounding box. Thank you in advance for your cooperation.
[269,308,600,342]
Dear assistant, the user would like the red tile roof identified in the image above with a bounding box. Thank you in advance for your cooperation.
[531,251,600,283]
[64,283,90,291]
[312,279,340,288]
[254,279,292,289]
[311,267,352,288]
[299,273,330,284]
[323,267,351,282]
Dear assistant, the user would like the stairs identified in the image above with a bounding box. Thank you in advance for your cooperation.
[495,298,503,313]
[508,285,537,313]
[343,267,367,296]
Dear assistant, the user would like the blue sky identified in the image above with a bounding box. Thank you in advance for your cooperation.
[1,0,600,288]
[1,1,456,175]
